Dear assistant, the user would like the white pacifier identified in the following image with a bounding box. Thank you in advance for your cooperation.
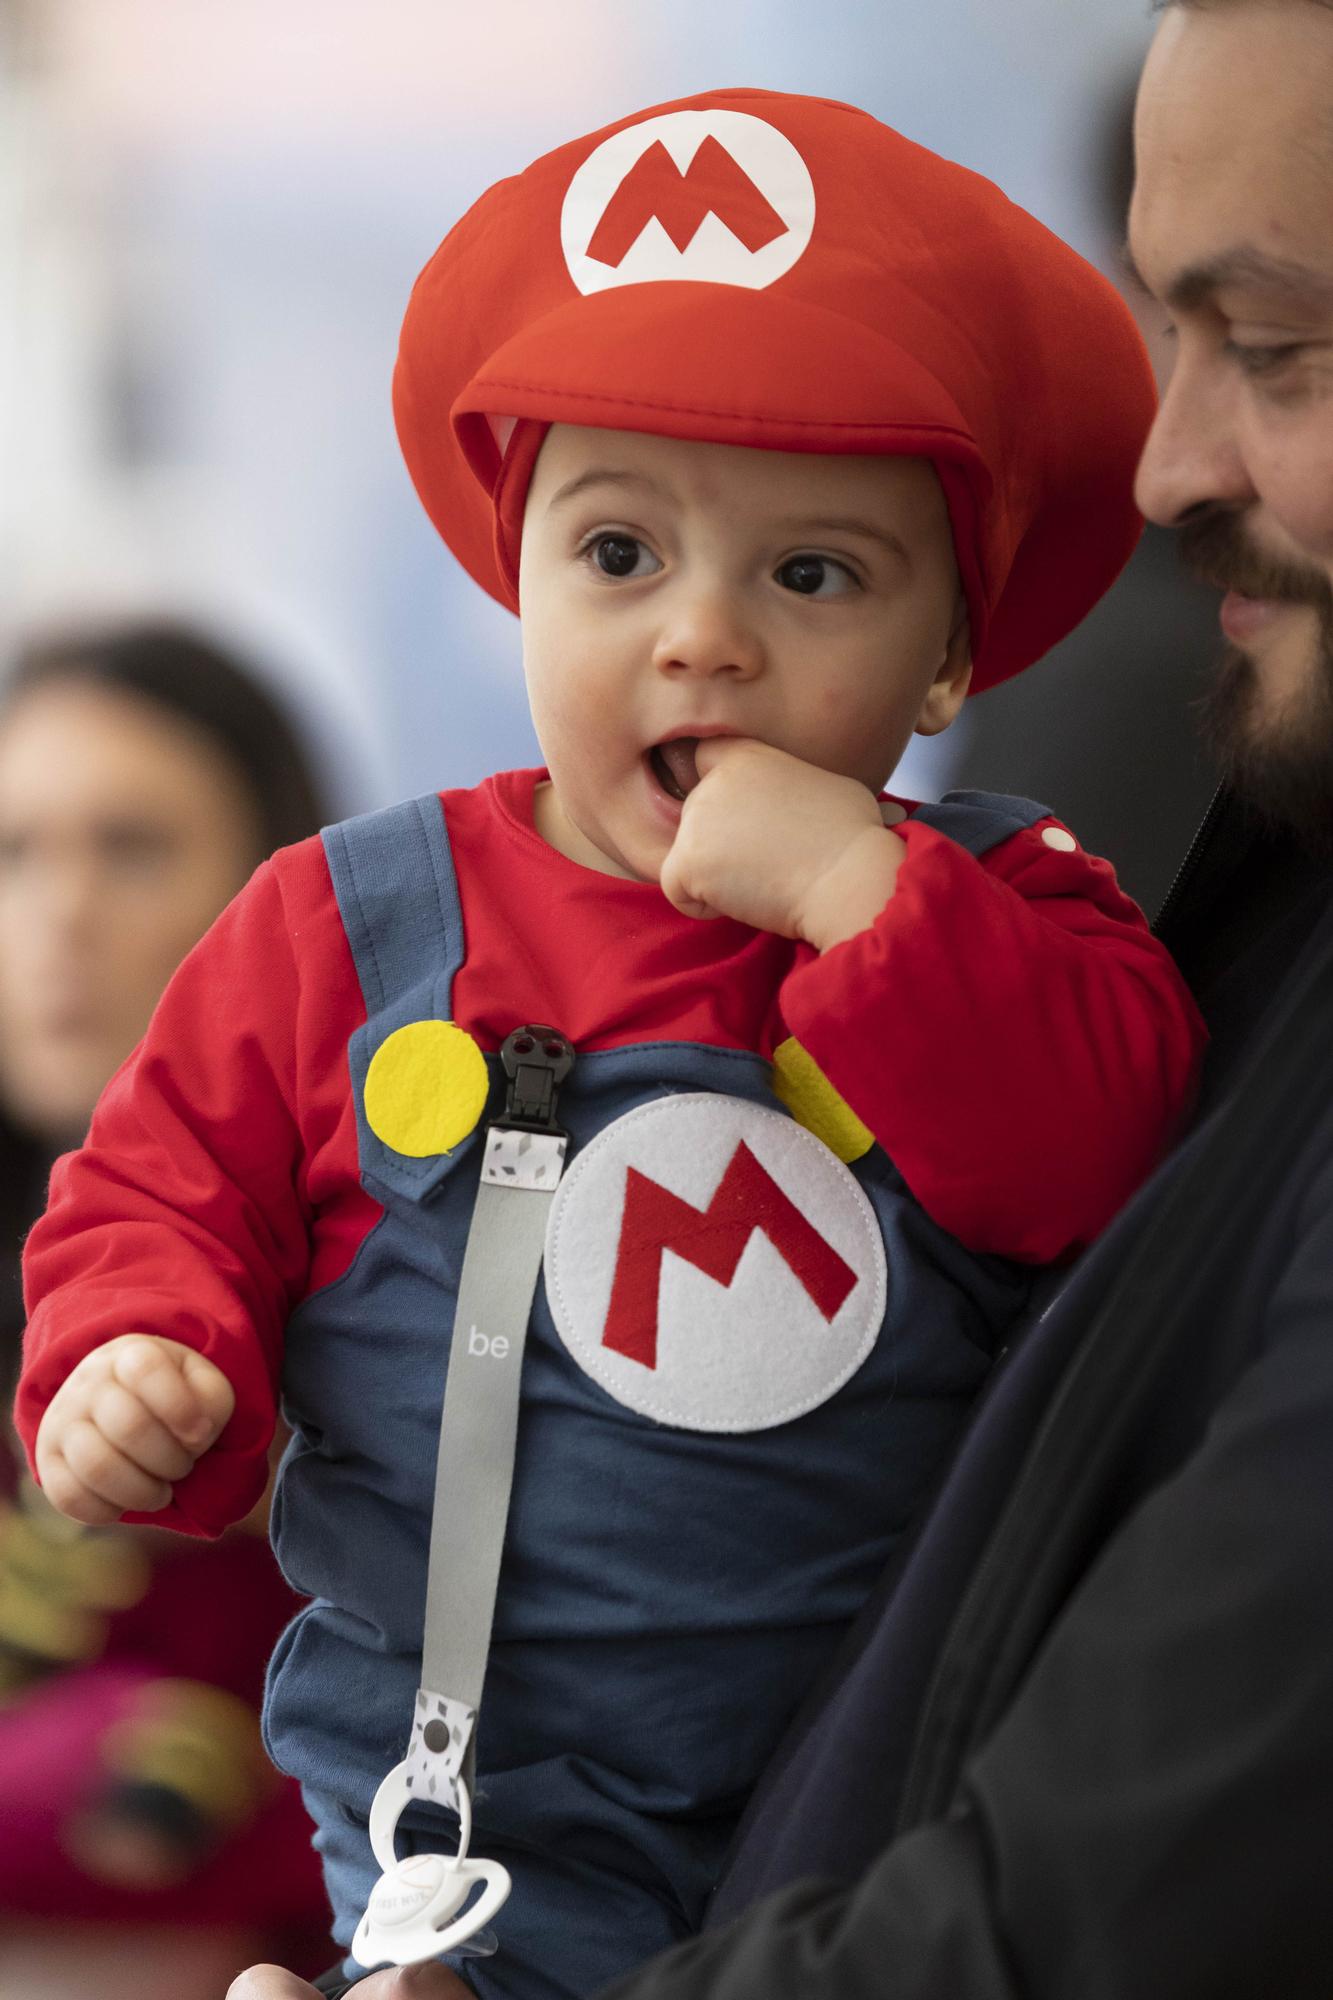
[352,1758,511,1970]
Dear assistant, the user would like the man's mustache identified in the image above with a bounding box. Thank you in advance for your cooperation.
[1177,512,1333,614]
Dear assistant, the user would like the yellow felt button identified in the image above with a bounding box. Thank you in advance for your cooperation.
[364,1021,489,1158]
[771,1036,874,1165]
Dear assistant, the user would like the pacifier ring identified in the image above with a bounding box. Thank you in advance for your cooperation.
[352,1762,512,1969]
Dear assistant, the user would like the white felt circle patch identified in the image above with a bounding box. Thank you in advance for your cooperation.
[561,109,817,297]
[545,1093,887,1432]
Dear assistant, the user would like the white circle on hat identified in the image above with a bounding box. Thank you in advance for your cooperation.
[545,1092,886,1432]
[561,109,817,297]
[1041,827,1078,853]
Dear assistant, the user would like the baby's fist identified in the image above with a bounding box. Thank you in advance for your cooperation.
[34,1335,235,1525]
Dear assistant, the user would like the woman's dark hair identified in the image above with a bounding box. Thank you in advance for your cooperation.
[0,619,332,1393]
[3,618,330,859]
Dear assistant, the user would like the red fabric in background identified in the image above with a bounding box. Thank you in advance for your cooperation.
[0,1665,326,1937]
[0,1464,331,1957]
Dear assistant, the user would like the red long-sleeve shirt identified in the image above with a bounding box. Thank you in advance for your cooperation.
[15,770,1204,1536]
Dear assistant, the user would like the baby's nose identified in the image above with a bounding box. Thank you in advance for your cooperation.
[651,590,764,678]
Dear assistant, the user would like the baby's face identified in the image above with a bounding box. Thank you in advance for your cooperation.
[518,425,971,881]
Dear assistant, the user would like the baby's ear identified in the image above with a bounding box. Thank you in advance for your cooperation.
[915,609,973,737]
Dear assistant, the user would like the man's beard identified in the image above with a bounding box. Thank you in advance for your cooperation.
[1180,512,1333,853]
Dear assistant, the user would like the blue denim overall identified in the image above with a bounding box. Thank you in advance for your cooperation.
[263,788,1046,1999]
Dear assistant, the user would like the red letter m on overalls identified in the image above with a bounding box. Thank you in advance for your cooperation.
[586,137,788,267]
[601,1142,858,1371]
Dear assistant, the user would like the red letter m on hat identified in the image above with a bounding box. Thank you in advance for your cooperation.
[587,137,788,268]
[601,1141,858,1371]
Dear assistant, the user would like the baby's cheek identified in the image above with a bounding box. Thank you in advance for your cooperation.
[824,700,914,790]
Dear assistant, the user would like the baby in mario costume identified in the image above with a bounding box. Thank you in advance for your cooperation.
[17,90,1206,1998]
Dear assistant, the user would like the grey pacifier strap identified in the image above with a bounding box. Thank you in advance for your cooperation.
[405,1028,573,1813]
[423,1152,559,1705]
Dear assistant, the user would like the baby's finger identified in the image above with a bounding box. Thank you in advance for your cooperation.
[667,890,720,921]
[36,1451,129,1526]
[58,1416,174,1514]
[658,846,718,922]
[111,1339,230,1452]
[180,1349,237,1443]
[88,1380,199,1481]
[691,734,757,778]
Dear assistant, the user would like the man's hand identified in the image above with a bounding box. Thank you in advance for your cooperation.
[659,737,906,949]
[226,1964,473,1999]
[34,1334,235,1524]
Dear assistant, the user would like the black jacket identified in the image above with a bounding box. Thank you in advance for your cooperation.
[601,798,1333,2000]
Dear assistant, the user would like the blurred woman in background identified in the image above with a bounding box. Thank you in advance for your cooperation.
[0,621,333,1999]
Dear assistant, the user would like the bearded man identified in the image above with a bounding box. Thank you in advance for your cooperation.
[235,2,1333,1994]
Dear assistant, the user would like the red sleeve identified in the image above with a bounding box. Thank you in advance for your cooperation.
[14,848,335,1537]
[781,817,1207,1263]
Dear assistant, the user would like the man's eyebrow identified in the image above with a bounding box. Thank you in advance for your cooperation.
[1121,239,1333,311]
[547,469,669,509]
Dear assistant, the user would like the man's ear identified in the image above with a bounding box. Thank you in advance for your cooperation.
[915,602,973,737]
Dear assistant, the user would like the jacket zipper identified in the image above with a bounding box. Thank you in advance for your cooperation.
[1151,782,1227,937]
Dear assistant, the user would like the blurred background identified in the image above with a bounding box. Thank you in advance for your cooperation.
[3,0,1221,913]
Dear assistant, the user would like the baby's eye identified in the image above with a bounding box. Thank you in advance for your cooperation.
[776,555,857,598]
[588,534,661,579]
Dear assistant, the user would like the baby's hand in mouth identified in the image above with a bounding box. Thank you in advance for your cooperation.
[659,740,903,944]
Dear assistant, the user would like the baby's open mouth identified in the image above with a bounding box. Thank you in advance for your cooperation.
[649,738,701,802]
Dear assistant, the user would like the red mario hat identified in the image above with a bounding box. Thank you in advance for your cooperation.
[393,87,1155,693]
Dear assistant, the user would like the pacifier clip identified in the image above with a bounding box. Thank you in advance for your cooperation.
[354,1024,574,1971]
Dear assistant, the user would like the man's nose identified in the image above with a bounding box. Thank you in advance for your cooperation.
[1135,353,1256,528]
[651,584,764,680]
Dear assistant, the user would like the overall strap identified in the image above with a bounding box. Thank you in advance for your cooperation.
[908,788,1052,858]
[321,793,471,1203]
[322,792,465,1017]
